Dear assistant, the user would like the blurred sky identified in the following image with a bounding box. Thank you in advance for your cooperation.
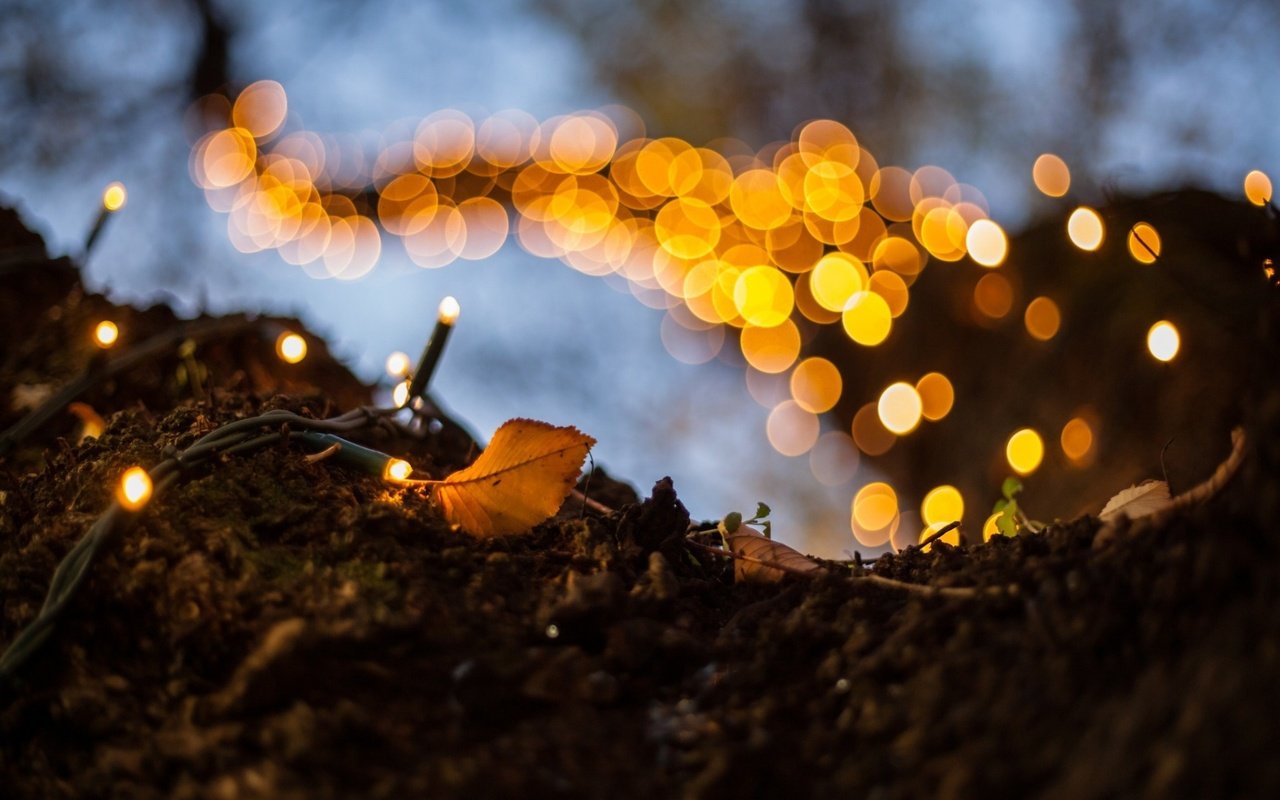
[2,0,1277,556]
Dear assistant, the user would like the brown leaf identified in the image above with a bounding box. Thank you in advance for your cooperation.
[433,418,595,537]
[67,402,106,442]
[1099,479,1172,522]
[726,525,824,583]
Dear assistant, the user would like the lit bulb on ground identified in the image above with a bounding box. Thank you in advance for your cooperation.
[83,182,128,258]
[384,458,413,482]
[276,332,307,364]
[438,296,460,325]
[93,320,119,348]
[102,182,127,212]
[118,466,152,511]
[407,297,460,403]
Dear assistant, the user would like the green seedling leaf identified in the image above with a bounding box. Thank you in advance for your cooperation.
[995,502,1019,537]
[753,502,771,521]
[1002,476,1023,502]
[719,511,743,536]
[760,520,773,539]
[993,498,1009,514]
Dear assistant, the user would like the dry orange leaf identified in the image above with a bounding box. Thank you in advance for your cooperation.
[433,418,595,537]
[726,525,824,583]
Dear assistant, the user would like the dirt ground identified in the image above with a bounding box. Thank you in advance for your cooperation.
[2,202,1280,799]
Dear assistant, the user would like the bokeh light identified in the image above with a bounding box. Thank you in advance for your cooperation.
[118,466,153,511]
[916,372,954,421]
[1127,222,1161,264]
[1060,416,1094,464]
[790,357,842,414]
[766,399,821,457]
[1006,428,1045,475]
[93,320,119,348]
[102,182,127,212]
[921,484,964,527]
[232,80,288,139]
[842,291,893,346]
[1032,154,1070,197]
[982,513,1003,541]
[852,482,898,547]
[1244,170,1273,207]
[385,351,410,379]
[974,272,1014,320]
[965,219,1008,267]
[809,431,859,487]
[1067,206,1104,251]
[877,382,923,435]
[276,331,307,364]
[740,319,800,373]
[1147,320,1180,362]
[1024,296,1061,341]
[852,402,896,456]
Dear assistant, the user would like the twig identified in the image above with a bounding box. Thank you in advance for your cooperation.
[1168,427,1246,512]
[915,520,961,551]
[1159,437,1175,488]
[1094,426,1247,548]
[303,442,342,463]
[570,488,614,516]
[858,573,1014,599]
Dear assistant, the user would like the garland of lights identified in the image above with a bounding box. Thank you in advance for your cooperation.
[0,297,461,684]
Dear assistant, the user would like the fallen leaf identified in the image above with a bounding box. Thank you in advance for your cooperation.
[1099,479,1172,522]
[433,418,595,537]
[68,402,106,442]
[726,525,824,583]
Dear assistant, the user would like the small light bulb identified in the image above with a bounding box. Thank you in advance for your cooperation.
[385,351,411,379]
[384,458,413,482]
[118,466,152,511]
[93,320,119,348]
[438,296,460,325]
[102,182,127,212]
[276,332,307,364]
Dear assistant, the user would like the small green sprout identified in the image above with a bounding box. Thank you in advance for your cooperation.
[718,502,773,542]
[991,477,1044,537]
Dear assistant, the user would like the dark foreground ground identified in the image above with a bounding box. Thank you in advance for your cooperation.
[2,203,1280,799]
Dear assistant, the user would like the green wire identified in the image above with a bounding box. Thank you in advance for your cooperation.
[0,407,404,684]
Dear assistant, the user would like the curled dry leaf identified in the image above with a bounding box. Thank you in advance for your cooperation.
[726,525,824,584]
[433,418,595,537]
[1099,479,1172,522]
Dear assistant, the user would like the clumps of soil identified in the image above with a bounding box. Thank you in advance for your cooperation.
[3,203,1280,798]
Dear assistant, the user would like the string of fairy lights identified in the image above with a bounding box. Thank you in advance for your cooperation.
[0,290,460,682]
[181,79,1277,551]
